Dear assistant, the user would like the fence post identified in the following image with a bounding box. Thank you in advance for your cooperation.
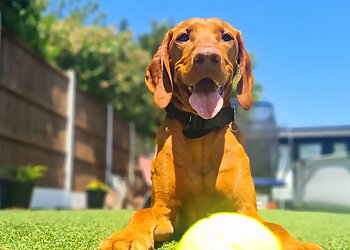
[105,103,114,184]
[0,12,2,63]
[64,70,76,207]
[128,122,136,185]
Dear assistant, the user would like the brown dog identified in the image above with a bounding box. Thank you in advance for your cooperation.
[99,18,322,250]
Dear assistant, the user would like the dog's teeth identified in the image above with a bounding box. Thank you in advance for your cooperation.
[188,86,193,93]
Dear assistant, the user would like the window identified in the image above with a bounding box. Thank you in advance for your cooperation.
[299,143,322,160]
[334,142,347,154]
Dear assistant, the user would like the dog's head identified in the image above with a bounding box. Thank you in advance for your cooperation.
[145,18,254,119]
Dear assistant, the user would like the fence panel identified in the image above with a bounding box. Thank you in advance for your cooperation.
[0,32,68,188]
[0,31,130,191]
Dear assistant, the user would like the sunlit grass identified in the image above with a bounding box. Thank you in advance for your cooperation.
[0,209,348,250]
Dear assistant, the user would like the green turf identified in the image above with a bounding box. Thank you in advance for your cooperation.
[0,209,349,250]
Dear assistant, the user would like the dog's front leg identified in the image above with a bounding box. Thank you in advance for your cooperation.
[98,207,159,250]
[99,143,176,250]
[98,204,173,250]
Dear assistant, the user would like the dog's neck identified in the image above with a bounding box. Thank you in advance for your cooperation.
[165,102,235,139]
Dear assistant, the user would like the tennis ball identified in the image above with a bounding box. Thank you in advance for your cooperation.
[176,212,282,250]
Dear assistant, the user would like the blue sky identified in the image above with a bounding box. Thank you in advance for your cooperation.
[57,0,350,128]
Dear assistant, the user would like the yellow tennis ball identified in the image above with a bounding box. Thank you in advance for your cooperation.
[176,212,282,250]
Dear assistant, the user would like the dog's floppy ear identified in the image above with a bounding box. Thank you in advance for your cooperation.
[235,31,254,110]
[145,31,173,109]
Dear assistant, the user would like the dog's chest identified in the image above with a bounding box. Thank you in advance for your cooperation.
[171,136,225,196]
[172,129,224,169]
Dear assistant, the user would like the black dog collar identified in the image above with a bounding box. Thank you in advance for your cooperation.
[165,102,235,139]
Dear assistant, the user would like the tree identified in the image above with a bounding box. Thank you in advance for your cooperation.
[48,0,106,26]
[138,21,173,55]
[0,0,48,55]
[247,53,263,101]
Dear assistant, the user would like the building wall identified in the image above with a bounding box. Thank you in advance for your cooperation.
[276,127,350,210]
[294,155,350,211]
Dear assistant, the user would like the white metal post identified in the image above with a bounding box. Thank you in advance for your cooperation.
[105,103,114,184]
[128,122,136,185]
[64,70,76,207]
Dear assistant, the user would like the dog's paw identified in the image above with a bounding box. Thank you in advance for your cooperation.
[98,228,154,250]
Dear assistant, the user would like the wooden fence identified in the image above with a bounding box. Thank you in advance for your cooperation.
[0,31,130,192]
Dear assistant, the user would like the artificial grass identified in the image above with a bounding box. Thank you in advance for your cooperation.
[0,209,349,250]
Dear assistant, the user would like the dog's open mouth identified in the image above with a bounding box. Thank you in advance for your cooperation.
[186,78,225,120]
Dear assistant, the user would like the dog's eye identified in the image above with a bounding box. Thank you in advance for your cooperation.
[177,33,190,42]
[222,33,233,42]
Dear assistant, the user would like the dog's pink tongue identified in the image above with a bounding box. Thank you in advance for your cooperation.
[189,81,223,119]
